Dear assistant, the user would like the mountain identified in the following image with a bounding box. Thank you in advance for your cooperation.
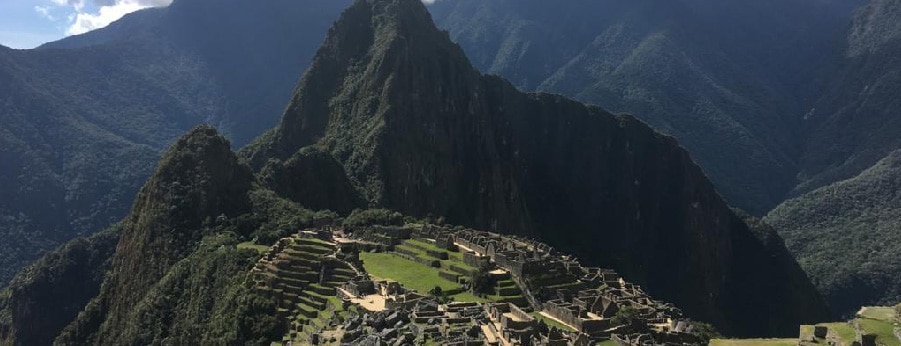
[796,0,901,194]
[0,227,119,346]
[767,150,901,316]
[0,126,336,346]
[245,0,830,336]
[0,0,350,286]
[767,0,901,316]
[425,0,860,215]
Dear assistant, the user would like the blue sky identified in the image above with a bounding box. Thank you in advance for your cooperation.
[0,0,171,49]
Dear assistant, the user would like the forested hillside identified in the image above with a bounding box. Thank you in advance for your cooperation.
[0,0,350,286]
[246,0,830,336]
[427,0,860,215]
[768,150,901,316]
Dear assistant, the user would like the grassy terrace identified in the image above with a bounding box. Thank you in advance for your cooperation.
[531,312,576,332]
[396,239,477,273]
[710,339,798,346]
[819,322,858,345]
[859,306,896,321]
[359,252,486,303]
[858,318,900,346]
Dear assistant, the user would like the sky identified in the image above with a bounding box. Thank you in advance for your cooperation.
[0,0,172,49]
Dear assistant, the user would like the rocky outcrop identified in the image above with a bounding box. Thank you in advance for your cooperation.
[247,0,831,337]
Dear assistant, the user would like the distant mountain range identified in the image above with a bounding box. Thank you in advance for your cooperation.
[0,0,350,285]
[0,0,900,327]
[429,0,901,314]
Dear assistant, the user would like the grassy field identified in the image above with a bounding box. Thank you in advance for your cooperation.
[360,252,487,303]
[531,312,576,332]
[859,306,896,321]
[709,339,797,346]
[819,322,858,345]
[858,318,900,346]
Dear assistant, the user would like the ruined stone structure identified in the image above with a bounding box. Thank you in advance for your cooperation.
[253,224,708,345]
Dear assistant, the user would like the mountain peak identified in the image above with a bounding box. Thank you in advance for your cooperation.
[255,0,474,162]
[247,0,831,336]
[89,125,253,344]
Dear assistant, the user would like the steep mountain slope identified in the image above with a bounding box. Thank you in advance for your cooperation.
[0,0,350,286]
[425,0,859,215]
[34,127,335,346]
[767,150,901,316]
[247,0,830,336]
[0,227,119,346]
[798,0,901,194]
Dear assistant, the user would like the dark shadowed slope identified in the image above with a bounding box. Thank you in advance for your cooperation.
[768,150,901,316]
[426,0,859,215]
[798,0,901,195]
[0,0,350,286]
[246,0,831,336]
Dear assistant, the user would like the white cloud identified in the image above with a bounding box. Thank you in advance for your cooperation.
[34,5,57,21]
[57,0,173,36]
[43,0,171,36]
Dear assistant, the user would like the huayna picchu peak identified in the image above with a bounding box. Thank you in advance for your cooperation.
[246,0,829,337]
[3,0,878,344]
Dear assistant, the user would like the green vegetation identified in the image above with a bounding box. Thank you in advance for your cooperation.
[359,253,459,295]
[531,312,576,332]
[0,226,120,346]
[819,322,857,345]
[595,341,619,346]
[237,242,271,254]
[242,0,833,337]
[858,318,900,346]
[859,306,896,321]
[709,339,798,346]
[342,209,404,231]
[359,252,493,304]
[0,0,351,291]
[767,151,901,315]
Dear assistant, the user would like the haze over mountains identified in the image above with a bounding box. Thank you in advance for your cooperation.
[0,0,900,339]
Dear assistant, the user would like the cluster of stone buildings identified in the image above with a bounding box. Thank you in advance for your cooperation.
[415,225,702,344]
[254,224,709,345]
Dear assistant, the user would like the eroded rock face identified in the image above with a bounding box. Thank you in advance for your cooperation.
[248,0,830,336]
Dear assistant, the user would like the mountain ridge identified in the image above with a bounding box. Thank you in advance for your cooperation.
[248,0,830,336]
[0,0,350,288]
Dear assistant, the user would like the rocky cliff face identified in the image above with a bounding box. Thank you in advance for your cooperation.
[248,0,831,336]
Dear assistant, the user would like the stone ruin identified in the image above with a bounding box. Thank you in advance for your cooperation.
[254,224,709,345]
